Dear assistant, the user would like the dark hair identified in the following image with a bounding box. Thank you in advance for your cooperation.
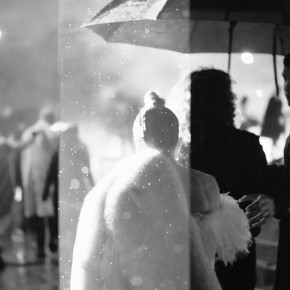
[190,68,236,130]
[284,51,290,68]
[133,91,179,152]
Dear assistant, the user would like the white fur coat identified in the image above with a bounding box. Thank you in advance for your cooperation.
[70,149,250,290]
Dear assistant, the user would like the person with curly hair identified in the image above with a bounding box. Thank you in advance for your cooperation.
[168,68,278,290]
[274,51,290,290]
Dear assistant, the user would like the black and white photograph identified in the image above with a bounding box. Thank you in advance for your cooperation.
[0,0,290,289]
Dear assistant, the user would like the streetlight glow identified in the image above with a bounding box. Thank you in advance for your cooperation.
[256,89,263,98]
[241,52,254,64]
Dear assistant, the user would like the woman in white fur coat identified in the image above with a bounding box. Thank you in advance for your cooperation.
[70,93,251,290]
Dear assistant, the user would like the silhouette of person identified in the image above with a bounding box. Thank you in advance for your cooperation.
[274,51,290,290]
[0,133,38,268]
[20,107,58,259]
[168,68,277,290]
[43,150,59,254]
[0,137,15,270]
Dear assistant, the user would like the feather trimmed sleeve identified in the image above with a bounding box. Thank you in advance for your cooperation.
[198,194,251,265]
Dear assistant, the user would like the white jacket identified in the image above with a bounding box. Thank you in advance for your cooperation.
[71,149,250,290]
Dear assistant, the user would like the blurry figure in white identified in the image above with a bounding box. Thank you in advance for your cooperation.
[20,107,58,259]
[70,93,251,290]
[0,133,38,269]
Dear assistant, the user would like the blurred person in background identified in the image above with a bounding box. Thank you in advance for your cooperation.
[0,132,38,269]
[274,51,290,290]
[168,68,279,290]
[261,95,285,161]
[42,149,59,255]
[0,136,16,270]
[20,106,58,260]
[70,92,252,290]
[59,123,94,288]
[239,96,260,132]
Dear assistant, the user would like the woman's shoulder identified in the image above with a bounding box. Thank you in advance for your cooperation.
[95,150,187,230]
[176,163,221,213]
[88,149,180,206]
[114,149,176,184]
[177,163,218,186]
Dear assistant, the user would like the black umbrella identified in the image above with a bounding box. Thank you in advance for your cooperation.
[83,0,290,94]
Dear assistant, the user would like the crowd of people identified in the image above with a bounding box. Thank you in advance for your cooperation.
[0,53,289,290]
[71,52,290,290]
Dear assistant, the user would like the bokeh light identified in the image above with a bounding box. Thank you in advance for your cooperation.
[241,52,254,64]
[255,89,263,98]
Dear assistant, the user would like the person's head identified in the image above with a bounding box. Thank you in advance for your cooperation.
[133,91,179,155]
[39,106,56,124]
[190,68,236,128]
[283,52,290,106]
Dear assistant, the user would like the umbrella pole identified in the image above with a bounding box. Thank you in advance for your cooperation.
[272,26,280,97]
[227,22,236,73]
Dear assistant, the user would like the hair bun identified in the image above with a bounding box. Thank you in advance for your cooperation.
[144,91,165,108]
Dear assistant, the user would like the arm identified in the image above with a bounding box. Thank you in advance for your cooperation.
[5,132,38,152]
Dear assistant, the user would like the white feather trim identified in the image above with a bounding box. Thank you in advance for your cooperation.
[198,194,251,265]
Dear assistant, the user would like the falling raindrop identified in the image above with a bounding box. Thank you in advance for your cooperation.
[131,276,143,286]
[173,244,183,253]
[81,166,89,174]
[123,212,131,219]
[70,179,80,189]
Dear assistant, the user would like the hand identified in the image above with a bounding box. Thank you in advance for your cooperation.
[239,194,275,228]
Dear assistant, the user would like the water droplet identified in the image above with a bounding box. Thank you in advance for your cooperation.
[70,179,80,189]
[173,244,183,253]
[123,212,131,219]
[131,276,142,286]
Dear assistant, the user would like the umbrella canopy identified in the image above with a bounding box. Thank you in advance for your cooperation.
[82,0,290,55]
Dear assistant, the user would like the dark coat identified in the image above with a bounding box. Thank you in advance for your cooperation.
[190,126,278,290]
[274,134,290,290]
[0,145,15,219]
